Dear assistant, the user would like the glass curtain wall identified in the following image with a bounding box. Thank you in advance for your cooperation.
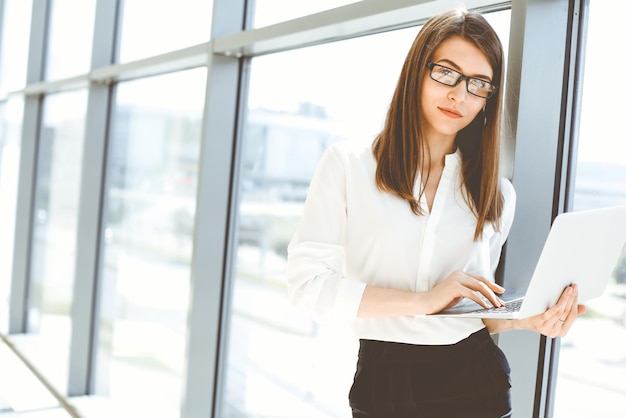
[553,1,626,416]
[0,0,212,415]
[223,10,511,417]
[18,0,95,394]
[93,68,206,415]
[86,1,212,413]
[222,31,411,418]
[4,0,613,416]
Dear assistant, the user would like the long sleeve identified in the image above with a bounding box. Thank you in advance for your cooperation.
[286,142,517,345]
[287,145,366,323]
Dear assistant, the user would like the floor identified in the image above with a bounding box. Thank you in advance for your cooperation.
[0,337,160,418]
[0,338,72,417]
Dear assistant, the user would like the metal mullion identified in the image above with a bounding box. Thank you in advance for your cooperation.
[21,75,89,97]
[67,0,119,397]
[16,42,211,97]
[8,0,50,334]
[181,0,247,416]
[544,0,588,416]
[88,42,211,84]
[497,0,579,417]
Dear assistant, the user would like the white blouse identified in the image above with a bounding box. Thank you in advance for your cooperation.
[287,140,516,345]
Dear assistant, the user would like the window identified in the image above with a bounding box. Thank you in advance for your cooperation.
[251,0,360,28]
[93,68,206,415]
[0,0,32,94]
[44,0,97,80]
[223,10,510,416]
[553,1,626,416]
[117,0,213,63]
[26,90,88,393]
[0,97,23,333]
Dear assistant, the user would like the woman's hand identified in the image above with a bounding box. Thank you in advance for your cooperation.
[426,270,506,314]
[515,284,586,338]
[357,270,505,317]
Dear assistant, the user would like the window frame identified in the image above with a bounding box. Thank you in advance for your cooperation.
[498,0,587,416]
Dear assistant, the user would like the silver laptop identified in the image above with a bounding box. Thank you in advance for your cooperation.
[431,205,626,319]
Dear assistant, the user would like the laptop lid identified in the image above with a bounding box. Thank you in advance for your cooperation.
[431,205,626,319]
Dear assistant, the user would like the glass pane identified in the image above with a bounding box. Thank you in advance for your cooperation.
[223,11,511,417]
[0,97,23,333]
[94,68,206,415]
[45,0,97,80]
[554,1,626,417]
[0,0,33,94]
[251,0,361,28]
[26,90,88,393]
[117,0,213,63]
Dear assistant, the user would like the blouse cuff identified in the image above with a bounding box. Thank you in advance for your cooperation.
[333,279,367,319]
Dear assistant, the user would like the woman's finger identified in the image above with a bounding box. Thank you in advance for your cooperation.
[464,272,506,293]
[559,285,580,335]
[541,285,580,337]
[458,274,505,307]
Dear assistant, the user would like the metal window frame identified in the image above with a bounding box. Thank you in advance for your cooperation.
[181,1,247,416]
[1,0,512,100]
[8,0,49,334]
[66,0,119,397]
[498,0,586,416]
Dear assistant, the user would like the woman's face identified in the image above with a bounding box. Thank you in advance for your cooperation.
[420,36,493,145]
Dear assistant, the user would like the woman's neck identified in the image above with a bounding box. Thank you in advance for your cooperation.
[424,136,456,171]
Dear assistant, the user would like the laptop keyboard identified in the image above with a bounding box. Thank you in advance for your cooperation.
[468,298,524,314]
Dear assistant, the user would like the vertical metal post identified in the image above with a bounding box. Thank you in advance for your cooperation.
[67,0,119,396]
[8,0,49,334]
[181,1,247,417]
[498,0,582,416]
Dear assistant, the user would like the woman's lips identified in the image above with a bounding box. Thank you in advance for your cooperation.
[439,107,462,118]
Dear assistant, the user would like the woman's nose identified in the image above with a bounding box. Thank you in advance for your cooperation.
[448,79,468,102]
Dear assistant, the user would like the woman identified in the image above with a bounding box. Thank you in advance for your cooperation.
[287,8,584,418]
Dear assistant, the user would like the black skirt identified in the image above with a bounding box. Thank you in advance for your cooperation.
[349,328,512,418]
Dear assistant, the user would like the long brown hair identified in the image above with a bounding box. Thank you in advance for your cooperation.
[372,8,505,240]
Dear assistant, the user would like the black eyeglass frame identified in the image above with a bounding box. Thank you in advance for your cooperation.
[426,61,498,99]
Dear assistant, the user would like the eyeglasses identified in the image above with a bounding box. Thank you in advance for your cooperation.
[426,62,497,99]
